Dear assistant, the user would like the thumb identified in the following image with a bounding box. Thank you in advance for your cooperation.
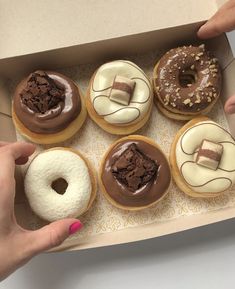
[224,95,235,114]
[25,219,83,256]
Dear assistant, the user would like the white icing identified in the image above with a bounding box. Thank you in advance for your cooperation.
[175,121,235,193]
[24,149,92,222]
[90,60,152,125]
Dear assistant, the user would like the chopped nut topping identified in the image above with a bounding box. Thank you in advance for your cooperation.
[190,64,195,70]
[183,98,191,105]
[207,97,212,102]
[188,92,194,98]
[206,82,213,88]
[199,44,205,50]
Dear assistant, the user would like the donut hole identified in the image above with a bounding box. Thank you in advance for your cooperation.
[51,178,68,195]
[179,68,198,88]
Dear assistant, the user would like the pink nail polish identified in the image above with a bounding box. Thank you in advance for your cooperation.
[69,221,83,235]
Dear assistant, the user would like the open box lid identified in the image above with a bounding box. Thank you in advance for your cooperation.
[0,0,225,59]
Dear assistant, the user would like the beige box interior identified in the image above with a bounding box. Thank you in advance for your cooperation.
[1,0,235,252]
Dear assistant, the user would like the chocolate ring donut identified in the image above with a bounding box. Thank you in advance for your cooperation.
[99,135,171,210]
[153,45,222,120]
[12,70,87,144]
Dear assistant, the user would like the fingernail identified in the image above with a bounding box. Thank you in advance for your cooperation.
[69,221,83,235]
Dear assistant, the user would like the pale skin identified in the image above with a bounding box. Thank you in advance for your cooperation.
[0,142,82,281]
[1,0,235,282]
[197,0,235,113]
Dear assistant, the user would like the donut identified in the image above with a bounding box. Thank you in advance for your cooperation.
[99,135,171,210]
[24,147,97,222]
[86,60,153,135]
[12,70,87,144]
[153,45,222,120]
[170,116,235,197]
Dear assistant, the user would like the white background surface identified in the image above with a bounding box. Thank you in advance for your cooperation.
[1,33,235,289]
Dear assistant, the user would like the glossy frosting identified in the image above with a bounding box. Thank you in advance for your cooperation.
[175,121,235,193]
[101,139,171,207]
[90,60,152,125]
[154,45,221,114]
[13,71,81,134]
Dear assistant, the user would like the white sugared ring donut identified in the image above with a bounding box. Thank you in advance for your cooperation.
[24,149,92,222]
[90,60,152,125]
[175,120,235,194]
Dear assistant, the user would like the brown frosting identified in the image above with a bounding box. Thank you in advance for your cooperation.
[101,139,171,207]
[13,70,81,134]
[154,45,222,113]
[112,143,158,192]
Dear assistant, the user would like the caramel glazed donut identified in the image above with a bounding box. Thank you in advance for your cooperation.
[86,60,153,135]
[170,117,235,197]
[24,147,97,222]
[153,45,222,120]
[12,70,87,144]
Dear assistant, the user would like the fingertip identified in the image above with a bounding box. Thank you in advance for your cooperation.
[24,218,83,256]
[8,142,36,160]
[224,95,235,114]
[15,156,29,165]
[197,21,221,39]
[197,25,207,39]
[69,220,83,235]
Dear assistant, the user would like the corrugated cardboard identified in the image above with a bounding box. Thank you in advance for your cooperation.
[0,0,235,252]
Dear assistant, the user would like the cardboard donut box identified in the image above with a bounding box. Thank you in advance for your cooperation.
[1,0,235,252]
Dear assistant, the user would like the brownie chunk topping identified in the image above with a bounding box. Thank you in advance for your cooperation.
[20,71,65,113]
[112,143,158,191]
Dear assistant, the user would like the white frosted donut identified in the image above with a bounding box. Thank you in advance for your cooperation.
[175,120,235,194]
[24,149,92,222]
[90,60,152,125]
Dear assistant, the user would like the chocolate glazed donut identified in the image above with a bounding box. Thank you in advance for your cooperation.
[101,137,171,208]
[153,45,222,116]
[13,70,81,134]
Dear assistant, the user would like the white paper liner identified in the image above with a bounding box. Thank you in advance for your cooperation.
[11,50,235,244]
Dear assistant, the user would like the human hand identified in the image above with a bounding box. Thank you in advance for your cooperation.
[0,142,82,281]
[197,0,235,114]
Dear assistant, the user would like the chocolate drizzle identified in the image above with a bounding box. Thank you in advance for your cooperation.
[178,122,235,191]
[90,60,152,125]
[20,71,65,114]
[111,143,158,191]
[101,139,171,208]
